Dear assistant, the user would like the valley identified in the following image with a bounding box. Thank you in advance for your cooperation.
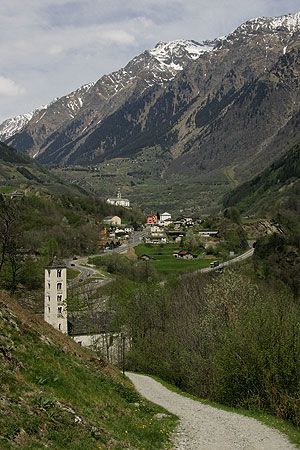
[0,7,299,450]
[53,156,232,215]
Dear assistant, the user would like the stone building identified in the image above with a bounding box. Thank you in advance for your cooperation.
[44,260,68,334]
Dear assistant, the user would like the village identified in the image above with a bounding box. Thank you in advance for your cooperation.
[43,189,250,365]
[102,189,221,260]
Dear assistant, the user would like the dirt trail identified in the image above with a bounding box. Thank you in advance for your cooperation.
[127,373,296,450]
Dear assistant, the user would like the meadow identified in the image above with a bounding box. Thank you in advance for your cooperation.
[135,244,211,275]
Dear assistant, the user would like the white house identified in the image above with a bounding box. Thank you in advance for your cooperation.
[199,230,219,237]
[160,212,172,223]
[107,189,130,208]
[44,260,68,334]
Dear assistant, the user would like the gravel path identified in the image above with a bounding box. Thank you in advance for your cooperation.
[126,373,296,450]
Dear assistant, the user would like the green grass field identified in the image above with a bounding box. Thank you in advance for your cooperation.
[135,244,211,275]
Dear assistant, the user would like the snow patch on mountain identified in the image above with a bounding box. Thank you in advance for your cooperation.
[0,82,95,141]
[235,11,300,35]
[0,113,34,141]
[149,39,214,71]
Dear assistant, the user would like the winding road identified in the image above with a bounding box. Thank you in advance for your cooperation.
[66,231,147,285]
[127,373,296,450]
[199,247,255,273]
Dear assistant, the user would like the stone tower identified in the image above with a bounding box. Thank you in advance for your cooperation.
[44,259,68,334]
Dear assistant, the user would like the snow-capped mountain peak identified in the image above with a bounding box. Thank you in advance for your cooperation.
[149,39,215,71]
[214,11,300,50]
[0,82,95,142]
[0,113,35,141]
[237,11,300,34]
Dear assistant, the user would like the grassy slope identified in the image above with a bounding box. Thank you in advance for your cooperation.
[135,244,211,274]
[223,143,300,214]
[0,141,87,197]
[0,294,177,449]
[53,146,230,216]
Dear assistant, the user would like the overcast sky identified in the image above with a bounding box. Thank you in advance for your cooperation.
[0,0,299,122]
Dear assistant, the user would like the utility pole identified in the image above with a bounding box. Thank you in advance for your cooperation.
[121,332,126,376]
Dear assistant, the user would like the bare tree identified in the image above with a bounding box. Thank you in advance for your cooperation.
[0,195,24,292]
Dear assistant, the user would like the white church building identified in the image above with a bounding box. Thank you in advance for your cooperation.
[107,189,130,208]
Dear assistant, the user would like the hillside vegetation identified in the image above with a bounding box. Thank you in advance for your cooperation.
[224,143,300,215]
[0,142,31,165]
[0,141,143,295]
[0,294,176,449]
[0,142,82,196]
[110,260,300,431]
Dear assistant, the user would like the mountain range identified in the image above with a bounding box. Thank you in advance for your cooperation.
[2,39,214,160]
[1,12,300,213]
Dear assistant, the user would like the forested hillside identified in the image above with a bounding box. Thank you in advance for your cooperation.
[224,143,300,215]
[0,141,85,196]
[0,142,143,293]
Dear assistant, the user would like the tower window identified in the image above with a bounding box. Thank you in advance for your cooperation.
[57,269,62,278]
[47,269,51,277]
[48,307,50,313]
[58,324,61,330]
[57,294,62,302]
[58,307,62,314]
[57,283,62,290]
[48,282,50,289]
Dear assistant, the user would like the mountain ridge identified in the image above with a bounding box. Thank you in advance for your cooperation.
[1,39,214,155]
[3,11,300,149]
[2,11,300,213]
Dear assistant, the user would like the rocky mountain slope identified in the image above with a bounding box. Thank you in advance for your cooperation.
[0,112,35,141]
[4,40,214,160]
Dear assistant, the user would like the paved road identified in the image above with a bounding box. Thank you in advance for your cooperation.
[103,230,147,254]
[127,373,296,450]
[68,234,254,282]
[66,230,147,285]
[199,247,254,274]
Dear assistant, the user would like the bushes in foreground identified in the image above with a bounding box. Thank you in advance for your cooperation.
[113,267,300,426]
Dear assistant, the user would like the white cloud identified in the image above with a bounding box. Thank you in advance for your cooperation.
[49,44,64,56]
[0,76,25,97]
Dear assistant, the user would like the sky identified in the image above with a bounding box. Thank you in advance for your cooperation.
[1,0,299,122]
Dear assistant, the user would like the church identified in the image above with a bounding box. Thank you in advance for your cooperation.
[107,189,130,208]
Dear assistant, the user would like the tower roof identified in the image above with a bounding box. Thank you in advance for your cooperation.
[46,257,66,269]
